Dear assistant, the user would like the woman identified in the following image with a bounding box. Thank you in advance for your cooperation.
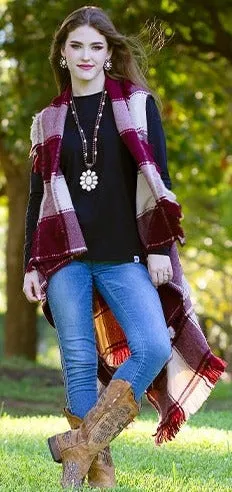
[23,6,225,489]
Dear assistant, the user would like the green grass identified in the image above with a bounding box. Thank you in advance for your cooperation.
[0,411,232,491]
[0,358,65,417]
[0,357,232,491]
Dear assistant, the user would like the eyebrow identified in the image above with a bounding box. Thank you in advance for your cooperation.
[69,41,104,45]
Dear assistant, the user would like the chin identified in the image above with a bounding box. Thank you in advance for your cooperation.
[75,68,94,77]
[73,68,102,82]
[81,74,97,81]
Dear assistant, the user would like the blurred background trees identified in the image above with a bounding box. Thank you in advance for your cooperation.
[0,0,231,368]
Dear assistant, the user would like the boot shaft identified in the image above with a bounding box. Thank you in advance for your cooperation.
[48,379,138,488]
[63,406,116,488]
[63,408,82,429]
[82,379,139,454]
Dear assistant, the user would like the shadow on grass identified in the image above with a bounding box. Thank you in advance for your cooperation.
[1,368,232,432]
[139,401,232,432]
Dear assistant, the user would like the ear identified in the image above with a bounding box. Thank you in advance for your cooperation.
[61,46,65,58]
[107,47,113,59]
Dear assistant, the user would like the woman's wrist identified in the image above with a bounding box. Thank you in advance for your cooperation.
[147,246,170,256]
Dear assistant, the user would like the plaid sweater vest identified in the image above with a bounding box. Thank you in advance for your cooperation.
[26,77,226,445]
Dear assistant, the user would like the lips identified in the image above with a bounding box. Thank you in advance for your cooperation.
[78,65,94,70]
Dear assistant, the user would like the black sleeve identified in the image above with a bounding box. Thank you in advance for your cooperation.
[146,95,171,256]
[24,169,43,273]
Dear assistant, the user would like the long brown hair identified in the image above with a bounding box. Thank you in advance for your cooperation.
[49,5,151,94]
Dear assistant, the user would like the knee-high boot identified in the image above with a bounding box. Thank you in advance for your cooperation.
[63,407,116,488]
[48,379,139,489]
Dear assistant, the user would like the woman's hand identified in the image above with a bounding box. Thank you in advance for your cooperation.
[23,270,41,302]
[147,254,173,288]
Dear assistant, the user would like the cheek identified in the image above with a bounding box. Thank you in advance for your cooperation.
[65,48,78,61]
[95,50,108,64]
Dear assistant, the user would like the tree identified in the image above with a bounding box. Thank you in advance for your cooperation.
[0,0,231,360]
[112,0,232,62]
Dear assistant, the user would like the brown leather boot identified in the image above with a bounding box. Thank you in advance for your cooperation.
[63,407,116,488]
[48,379,139,489]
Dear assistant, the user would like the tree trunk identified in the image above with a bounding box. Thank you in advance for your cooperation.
[4,165,37,360]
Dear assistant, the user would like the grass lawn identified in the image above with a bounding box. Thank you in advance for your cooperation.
[0,359,232,491]
[0,410,232,491]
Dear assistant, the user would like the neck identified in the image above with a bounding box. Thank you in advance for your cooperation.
[71,71,106,96]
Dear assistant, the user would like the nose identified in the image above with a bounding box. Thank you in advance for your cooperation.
[81,47,91,61]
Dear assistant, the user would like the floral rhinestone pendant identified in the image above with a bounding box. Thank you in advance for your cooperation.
[80,169,98,191]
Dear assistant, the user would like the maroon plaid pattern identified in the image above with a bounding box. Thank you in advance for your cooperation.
[26,76,226,444]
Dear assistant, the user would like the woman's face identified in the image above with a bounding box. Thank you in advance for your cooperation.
[61,24,112,84]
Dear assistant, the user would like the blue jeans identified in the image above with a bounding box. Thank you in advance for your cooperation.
[47,260,172,419]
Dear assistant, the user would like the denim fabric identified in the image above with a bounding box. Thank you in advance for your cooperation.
[47,260,172,418]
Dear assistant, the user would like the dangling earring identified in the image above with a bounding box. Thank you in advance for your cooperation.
[103,58,112,71]
[60,55,68,69]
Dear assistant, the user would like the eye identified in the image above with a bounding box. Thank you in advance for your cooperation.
[70,44,81,49]
[92,45,104,51]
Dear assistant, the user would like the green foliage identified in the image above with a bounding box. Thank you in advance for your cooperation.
[0,0,231,361]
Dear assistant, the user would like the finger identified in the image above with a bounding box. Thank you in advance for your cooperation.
[150,271,159,288]
[157,269,165,286]
[33,281,41,301]
[23,283,39,302]
[24,290,39,302]
[147,264,152,279]
[148,264,156,283]
[162,268,171,282]
[163,271,169,283]
[150,270,163,287]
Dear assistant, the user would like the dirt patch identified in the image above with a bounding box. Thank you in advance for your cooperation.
[1,398,60,410]
[0,366,65,415]
[0,367,63,386]
[1,397,64,415]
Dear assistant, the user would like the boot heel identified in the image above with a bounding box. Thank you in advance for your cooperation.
[48,435,62,463]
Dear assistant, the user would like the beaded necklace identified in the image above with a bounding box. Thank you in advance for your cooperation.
[70,89,107,192]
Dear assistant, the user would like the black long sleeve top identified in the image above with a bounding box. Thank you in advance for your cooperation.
[24,92,172,272]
